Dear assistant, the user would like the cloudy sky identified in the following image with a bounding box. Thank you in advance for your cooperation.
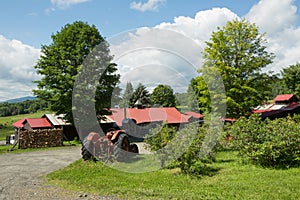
[1,0,300,101]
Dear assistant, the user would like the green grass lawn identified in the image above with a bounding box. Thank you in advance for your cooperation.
[47,151,300,200]
[0,111,46,140]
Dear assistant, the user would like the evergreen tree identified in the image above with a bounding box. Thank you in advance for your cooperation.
[121,82,134,108]
[129,83,151,107]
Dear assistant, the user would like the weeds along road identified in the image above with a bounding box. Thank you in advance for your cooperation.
[0,146,84,200]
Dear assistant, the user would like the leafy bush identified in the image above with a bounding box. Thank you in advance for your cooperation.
[144,123,177,167]
[215,124,237,151]
[176,124,217,175]
[145,122,218,176]
[228,114,300,168]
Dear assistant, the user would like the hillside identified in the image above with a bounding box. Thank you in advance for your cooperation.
[1,96,36,103]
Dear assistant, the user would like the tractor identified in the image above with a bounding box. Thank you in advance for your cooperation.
[81,128,139,162]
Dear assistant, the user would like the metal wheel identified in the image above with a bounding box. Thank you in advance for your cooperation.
[114,133,130,162]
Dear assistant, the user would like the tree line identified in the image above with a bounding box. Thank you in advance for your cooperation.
[120,82,177,108]
[0,100,49,117]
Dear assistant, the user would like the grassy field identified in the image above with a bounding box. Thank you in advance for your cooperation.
[0,111,46,140]
[47,151,300,200]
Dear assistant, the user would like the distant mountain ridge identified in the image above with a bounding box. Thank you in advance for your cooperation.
[1,96,36,103]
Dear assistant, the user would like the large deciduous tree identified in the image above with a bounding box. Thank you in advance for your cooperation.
[198,19,274,118]
[281,63,300,97]
[34,21,120,124]
[151,84,176,107]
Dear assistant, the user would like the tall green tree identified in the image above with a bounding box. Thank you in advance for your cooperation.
[34,21,120,124]
[174,92,188,107]
[151,84,176,107]
[121,82,134,108]
[187,76,210,113]
[129,83,151,107]
[199,19,275,118]
[281,63,300,97]
[269,76,285,99]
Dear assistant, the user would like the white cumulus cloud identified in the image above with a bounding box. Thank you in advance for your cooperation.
[0,35,40,100]
[112,0,300,95]
[245,0,300,73]
[246,0,297,35]
[130,0,166,12]
[50,0,90,9]
[156,8,239,48]
[109,8,239,93]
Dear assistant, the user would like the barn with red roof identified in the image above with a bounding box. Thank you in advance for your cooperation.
[11,114,77,149]
[13,118,52,131]
[252,94,300,119]
[109,107,192,127]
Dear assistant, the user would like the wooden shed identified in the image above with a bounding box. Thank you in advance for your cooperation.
[12,117,63,149]
[42,114,78,141]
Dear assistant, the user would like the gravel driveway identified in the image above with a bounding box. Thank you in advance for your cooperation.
[0,146,119,200]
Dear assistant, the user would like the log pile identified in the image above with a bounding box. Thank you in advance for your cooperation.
[18,129,63,149]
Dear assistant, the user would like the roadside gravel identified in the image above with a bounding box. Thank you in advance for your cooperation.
[0,146,120,200]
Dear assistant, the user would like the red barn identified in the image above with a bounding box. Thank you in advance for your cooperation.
[252,94,300,119]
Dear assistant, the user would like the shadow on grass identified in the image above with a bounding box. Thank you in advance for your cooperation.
[216,158,235,163]
[88,154,147,164]
[200,165,221,177]
[125,154,146,163]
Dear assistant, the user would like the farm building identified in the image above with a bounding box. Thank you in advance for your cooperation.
[105,107,203,140]
[12,117,63,149]
[183,111,204,123]
[12,117,53,135]
[22,118,52,130]
[11,114,78,149]
[42,114,78,141]
[252,94,300,119]
[109,107,199,127]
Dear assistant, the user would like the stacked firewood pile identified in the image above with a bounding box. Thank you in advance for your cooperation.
[18,129,63,149]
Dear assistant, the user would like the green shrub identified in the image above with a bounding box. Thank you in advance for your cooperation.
[145,122,217,176]
[215,123,237,151]
[228,114,300,168]
[176,124,217,175]
[144,123,177,167]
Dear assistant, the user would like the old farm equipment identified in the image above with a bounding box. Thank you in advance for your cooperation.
[81,128,139,162]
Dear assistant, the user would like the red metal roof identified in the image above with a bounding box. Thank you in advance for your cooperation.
[24,118,52,128]
[274,94,295,102]
[184,111,204,119]
[220,118,237,123]
[284,102,300,110]
[12,118,27,128]
[12,118,52,129]
[110,107,191,126]
[252,109,267,113]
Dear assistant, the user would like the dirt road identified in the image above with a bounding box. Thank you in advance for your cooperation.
[0,146,118,200]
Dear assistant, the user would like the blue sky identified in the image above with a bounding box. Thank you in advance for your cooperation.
[1,0,262,48]
[1,0,300,101]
